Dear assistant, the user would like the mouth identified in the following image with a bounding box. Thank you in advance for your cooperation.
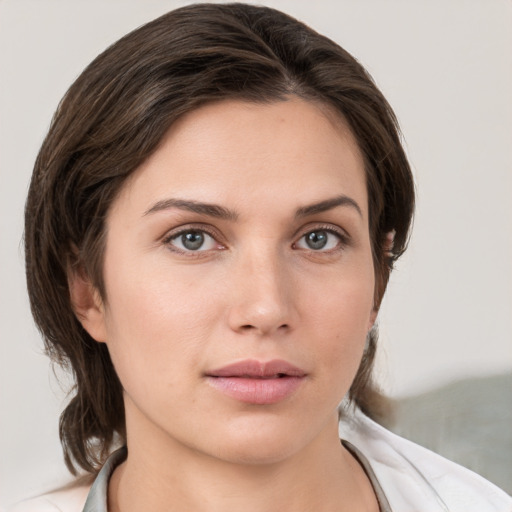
[205,359,307,405]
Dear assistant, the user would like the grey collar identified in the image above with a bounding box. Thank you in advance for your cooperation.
[82,446,127,512]
[81,443,390,511]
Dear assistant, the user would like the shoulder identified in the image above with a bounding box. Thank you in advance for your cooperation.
[339,408,512,512]
[7,478,92,512]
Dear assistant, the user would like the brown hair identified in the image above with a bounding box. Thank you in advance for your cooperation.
[24,3,414,474]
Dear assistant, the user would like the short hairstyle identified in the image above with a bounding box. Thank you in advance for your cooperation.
[24,2,414,474]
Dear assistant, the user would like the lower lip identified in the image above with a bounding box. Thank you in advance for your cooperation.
[206,376,304,405]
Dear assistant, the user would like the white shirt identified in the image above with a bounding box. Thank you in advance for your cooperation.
[9,408,512,511]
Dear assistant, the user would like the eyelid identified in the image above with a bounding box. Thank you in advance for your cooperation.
[162,223,226,252]
[294,223,350,242]
[160,222,350,253]
[293,223,351,251]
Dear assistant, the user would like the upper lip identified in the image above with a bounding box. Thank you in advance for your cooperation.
[206,359,307,378]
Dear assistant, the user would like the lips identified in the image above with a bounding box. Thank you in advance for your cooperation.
[205,359,306,405]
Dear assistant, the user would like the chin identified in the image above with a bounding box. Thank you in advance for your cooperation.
[218,438,302,466]
[204,413,324,466]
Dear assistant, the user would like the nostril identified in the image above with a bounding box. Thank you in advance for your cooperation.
[238,323,289,333]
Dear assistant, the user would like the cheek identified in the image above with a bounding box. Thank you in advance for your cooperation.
[307,262,375,330]
[100,259,219,392]
[104,250,216,333]
[302,265,374,371]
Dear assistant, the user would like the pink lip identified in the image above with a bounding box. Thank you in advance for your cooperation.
[205,359,307,405]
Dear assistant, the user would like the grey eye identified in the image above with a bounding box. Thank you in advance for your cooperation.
[170,230,217,251]
[181,231,204,250]
[305,231,328,250]
[295,230,341,251]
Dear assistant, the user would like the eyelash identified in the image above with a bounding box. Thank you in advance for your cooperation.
[162,224,350,255]
[162,225,224,256]
[293,225,350,253]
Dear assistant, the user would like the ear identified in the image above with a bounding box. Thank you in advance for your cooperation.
[68,261,107,343]
[368,309,378,332]
[384,229,396,257]
[369,229,396,330]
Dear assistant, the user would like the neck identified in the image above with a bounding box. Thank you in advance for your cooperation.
[108,409,378,512]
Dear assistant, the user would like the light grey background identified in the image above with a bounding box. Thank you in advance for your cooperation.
[1,0,511,507]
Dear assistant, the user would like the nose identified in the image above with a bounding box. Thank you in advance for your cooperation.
[227,248,295,337]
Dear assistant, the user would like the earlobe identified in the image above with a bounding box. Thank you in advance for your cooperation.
[368,309,378,332]
[368,229,395,331]
[384,230,395,257]
[68,263,107,343]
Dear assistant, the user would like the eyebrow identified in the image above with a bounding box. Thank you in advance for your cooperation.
[144,198,239,221]
[295,195,362,218]
[144,194,362,221]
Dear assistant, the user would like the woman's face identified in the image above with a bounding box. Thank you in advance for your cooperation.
[81,98,376,465]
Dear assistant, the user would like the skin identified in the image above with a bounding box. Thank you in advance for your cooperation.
[72,97,380,511]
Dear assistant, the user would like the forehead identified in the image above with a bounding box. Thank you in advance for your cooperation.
[113,97,368,220]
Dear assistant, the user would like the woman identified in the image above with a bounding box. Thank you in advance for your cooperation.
[14,3,511,511]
